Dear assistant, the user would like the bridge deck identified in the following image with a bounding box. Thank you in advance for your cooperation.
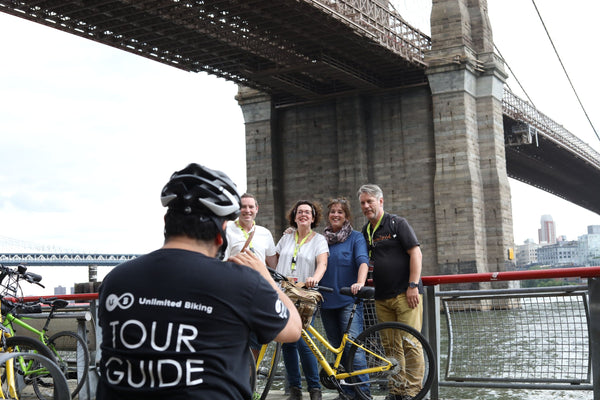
[0,0,428,105]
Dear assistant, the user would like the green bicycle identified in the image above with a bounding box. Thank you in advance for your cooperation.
[0,264,90,399]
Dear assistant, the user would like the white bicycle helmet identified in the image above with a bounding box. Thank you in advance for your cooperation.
[161,163,241,220]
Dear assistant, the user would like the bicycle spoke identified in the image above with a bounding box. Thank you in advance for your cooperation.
[34,331,90,400]
[346,322,435,400]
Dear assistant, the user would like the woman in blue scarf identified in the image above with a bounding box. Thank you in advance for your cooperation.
[320,198,370,399]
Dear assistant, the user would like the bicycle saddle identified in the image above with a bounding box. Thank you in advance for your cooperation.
[50,299,70,309]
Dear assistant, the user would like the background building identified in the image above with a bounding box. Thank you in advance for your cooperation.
[578,225,600,266]
[515,239,540,268]
[588,225,600,235]
[537,241,578,266]
[54,285,67,295]
[53,285,74,295]
[538,214,556,245]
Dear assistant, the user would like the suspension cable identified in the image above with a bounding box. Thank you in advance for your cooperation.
[494,44,536,108]
[531,0,600,142]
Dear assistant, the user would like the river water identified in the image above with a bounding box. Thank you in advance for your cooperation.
[437,294,593,400]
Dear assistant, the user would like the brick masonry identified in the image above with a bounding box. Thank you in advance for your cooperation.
[236,0,515,279]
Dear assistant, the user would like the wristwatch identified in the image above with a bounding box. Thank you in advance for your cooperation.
[408,281,419,289]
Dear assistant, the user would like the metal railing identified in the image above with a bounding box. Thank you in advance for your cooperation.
[27,266,600,399]
[309,0,431,65]
[423,267,600,400]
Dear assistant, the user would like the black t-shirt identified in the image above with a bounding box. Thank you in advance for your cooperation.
[97,248,289,400]
[362,213,421,300]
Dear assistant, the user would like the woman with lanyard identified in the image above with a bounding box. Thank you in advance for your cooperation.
[274,200,328,400]
[319,198,370,399]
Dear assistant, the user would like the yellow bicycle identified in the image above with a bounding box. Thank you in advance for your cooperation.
[269,269,436,400]
[254,340,282,400]
[0,323,18,399]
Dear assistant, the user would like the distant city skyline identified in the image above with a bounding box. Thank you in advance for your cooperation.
[516,219,600,268]
[518,212,600,246]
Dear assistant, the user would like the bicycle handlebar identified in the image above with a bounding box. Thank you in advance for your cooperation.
[340,286,375,299]
[0,264,45,289]
[267,267,283,281]
[316,285,334,293]
[266,267,333,292]
[24,272,43,285]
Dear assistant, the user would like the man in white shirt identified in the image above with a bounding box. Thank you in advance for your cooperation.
[224,193,278,268]
[223,193,279,367]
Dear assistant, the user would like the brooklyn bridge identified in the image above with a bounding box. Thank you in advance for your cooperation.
[1,0,599,278]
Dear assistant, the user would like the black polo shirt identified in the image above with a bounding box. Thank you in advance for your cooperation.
[362,213,421,300]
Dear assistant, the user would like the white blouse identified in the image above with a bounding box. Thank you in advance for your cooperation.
[275,232,329,283]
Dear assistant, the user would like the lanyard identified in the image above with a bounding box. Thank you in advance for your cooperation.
[366,213,384,258]
[291,229,312,271]
[236,220,255,248]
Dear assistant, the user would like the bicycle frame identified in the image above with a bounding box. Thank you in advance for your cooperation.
[2,313,47,344]
[256,344,269,366]
[1,312,52,379]
[0,314,48,395]
[3,357,17,399]
[0,321,18,399]
[302,324,393,382]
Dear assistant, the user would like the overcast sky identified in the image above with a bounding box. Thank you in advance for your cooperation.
[1,1,600,293]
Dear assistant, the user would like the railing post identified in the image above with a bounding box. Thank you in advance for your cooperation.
[590,277,600,400]
[425,285,440,400]
[77,314,90,400]
[88,298,100,400]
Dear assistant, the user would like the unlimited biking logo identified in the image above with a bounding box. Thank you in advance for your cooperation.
[106,293,135,311]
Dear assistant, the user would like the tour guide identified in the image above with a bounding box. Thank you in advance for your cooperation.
[97,163,301,400]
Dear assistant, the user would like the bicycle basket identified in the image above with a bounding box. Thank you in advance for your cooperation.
[280,280,323,329]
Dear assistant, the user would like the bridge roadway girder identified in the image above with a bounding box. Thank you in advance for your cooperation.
[504,116,600,215]
[0,0,427,106]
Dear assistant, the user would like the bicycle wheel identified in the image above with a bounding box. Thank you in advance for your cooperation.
[0,352,70,400]
[346,322,435,400]
[3,336,57,398]
[33,331,90,400]
[255,341,282,400]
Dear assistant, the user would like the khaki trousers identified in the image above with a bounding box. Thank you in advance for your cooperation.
[375,293,424,397]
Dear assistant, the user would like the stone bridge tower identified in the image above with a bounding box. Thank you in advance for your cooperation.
[236,0,515,279]
[425,0,514,278]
